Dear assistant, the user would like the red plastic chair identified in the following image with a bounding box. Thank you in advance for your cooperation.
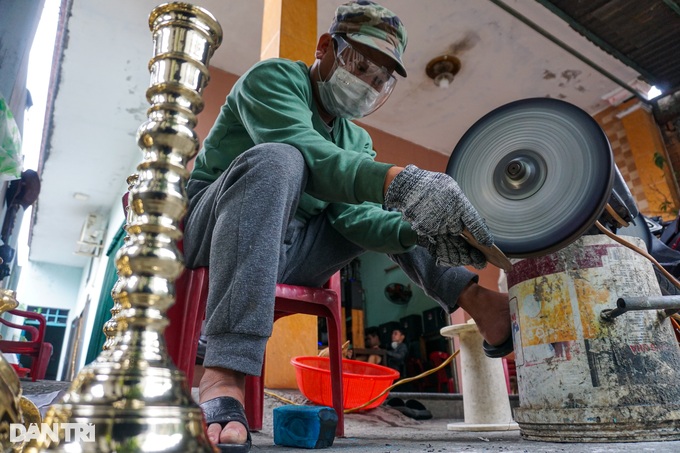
[428,351,455,393]
[502,357,517,394]
[406,357,427,392]
[166,267,345,437]
[0,309,53,381]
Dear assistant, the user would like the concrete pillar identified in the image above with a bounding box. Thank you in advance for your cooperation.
[617,100,680,220]
[261,0,320,389]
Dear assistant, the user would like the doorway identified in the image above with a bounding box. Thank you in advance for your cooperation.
[20,306,68,380]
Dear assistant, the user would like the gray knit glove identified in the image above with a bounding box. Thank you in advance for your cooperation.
[418,234,487,269]
[385,165,493,266]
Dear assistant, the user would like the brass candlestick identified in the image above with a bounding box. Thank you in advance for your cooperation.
[102,174,138,351]
[31,3,222,451]
[100,277,124,351]
[0,289,23,452]
[0,289,42,452]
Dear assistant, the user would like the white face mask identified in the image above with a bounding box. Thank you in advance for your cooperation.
[391,341,399,350]
[317,67,381,119]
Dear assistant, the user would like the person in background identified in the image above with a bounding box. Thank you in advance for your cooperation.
[183,1,511,451]
[386,327,408,378]
[356,326,383,365]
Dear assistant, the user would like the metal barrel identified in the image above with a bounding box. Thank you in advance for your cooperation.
[507,234,680,442]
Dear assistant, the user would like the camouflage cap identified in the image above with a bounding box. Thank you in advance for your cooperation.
[329,0,408,77]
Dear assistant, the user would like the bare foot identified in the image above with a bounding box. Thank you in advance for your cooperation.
[456,282,510,346]
[199,367,248,446]
[192,364,205,388]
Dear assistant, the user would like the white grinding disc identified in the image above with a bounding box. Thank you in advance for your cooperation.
[446,98,614,257]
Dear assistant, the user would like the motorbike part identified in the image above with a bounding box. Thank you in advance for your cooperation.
[617,212,653,251]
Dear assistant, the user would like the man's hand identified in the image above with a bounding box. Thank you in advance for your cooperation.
[384,165,493,266]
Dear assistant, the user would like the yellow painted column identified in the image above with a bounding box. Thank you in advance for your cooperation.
[261,0,317,64]
[618,100,680,221]
[262,0,321,389]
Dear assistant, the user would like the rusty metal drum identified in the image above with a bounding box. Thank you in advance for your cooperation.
[507,234,680,442]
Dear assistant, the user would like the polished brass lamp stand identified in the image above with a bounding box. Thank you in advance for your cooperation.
[0,289,42,452]
[31,3,222,451]
[101,174,138,352]
[1,289,28,453]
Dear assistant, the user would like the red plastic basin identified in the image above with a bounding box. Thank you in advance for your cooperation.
[291,356,400,411]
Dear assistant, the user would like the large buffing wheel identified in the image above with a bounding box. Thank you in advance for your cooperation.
[446,98,614,257]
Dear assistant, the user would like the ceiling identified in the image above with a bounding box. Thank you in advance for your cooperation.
[29,0,678,268]
[538,0,680,95]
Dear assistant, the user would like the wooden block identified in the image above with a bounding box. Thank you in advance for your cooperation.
[265,314,318,389]
[351,309,364,348]
[341,307,347,344]
[273,405,337,449]
[341,308,365,348]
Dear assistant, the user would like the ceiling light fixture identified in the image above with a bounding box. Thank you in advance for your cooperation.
[426,55,461,89]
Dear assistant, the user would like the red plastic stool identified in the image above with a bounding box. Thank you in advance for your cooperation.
[429,351,456,393]
[502,357,517,394]
[166,267,209,383]
[166,268,345,437]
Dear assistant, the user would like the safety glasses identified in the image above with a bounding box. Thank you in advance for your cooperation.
[332,34,397,96]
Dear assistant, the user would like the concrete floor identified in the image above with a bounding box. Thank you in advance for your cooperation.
[252,390,680,453]
[18,381,680,452]
[253,424,680,453]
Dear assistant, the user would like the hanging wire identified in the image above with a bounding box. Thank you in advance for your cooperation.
[264,349,461,414]
[595,220,680,290]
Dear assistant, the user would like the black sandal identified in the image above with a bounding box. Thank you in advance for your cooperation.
[386,397,417,419]
[405,399,433,420]
[200,396,252,453]
[482,335,514,358]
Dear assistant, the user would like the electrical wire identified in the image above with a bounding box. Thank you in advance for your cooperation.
[344,348,460,413]
[264,389,299,406]
[594,220,680,291]
[671,315,680,335]
[263,349,461,414]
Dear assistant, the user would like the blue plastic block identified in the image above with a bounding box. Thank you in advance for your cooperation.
[273,405,338,449]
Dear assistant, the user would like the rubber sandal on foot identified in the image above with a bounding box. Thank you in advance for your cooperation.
[200,396,252,453]
[482,335,514,358]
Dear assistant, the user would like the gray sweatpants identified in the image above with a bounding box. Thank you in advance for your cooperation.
[183,143,477,376]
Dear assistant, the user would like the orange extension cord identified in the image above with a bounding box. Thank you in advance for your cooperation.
[264,349,460,414]
[595,220,680,346]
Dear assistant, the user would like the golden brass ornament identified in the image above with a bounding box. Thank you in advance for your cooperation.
[0,289,22,453]
[30,3,222,451]
[0,289,42,453]
[101,174,138,351]
[100,277,124,351]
